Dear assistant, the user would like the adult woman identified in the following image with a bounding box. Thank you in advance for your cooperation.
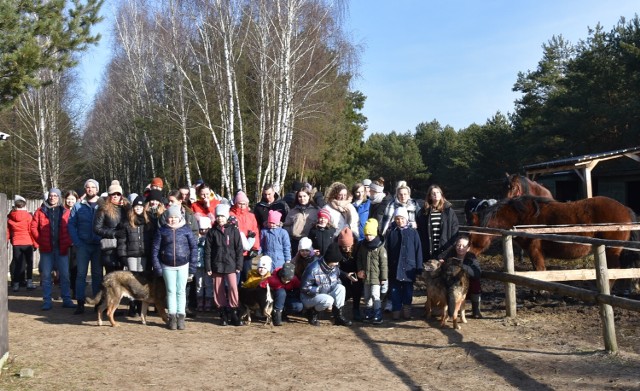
[321,182,359,238]
[63,190,79,299]
[416,184,459,261]
[191,183,227,221]
[380,181,418,236]
[94,180,129,274]
[283,188,318,255]
[351,182,370,241]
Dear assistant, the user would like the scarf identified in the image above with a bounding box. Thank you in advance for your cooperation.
[329,199,352,224]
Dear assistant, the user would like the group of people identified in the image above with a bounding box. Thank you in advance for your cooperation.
[6,176,483,330]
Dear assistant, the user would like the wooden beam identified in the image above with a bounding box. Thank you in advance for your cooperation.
[594,245,617,353]
[584,166,593,198]
[512,224,640,234]
[514,268,640,282]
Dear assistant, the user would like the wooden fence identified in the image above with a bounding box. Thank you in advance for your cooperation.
[462,223,640,354]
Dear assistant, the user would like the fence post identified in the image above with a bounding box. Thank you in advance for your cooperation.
[502,235,517,317]
[0,193,9,366]
[593,244,617,353]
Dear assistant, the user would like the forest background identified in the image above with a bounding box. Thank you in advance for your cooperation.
[1,1,639,202]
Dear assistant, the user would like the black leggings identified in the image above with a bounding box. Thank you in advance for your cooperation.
[11,245,33,283]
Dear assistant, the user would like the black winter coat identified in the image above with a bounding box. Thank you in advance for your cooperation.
[416,203,459,260]
[94,200,128,239]
[308,225,336,257]
[117,214,154,259]
[204,222,244,274]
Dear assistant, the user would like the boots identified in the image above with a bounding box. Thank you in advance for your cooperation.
[26,279,35,291]
[332,306,352,327]
[74,300,85,315]
[372,308,383,324]
[306,308,319,326]
[402,304,413,320]
[363,307,374,323]
[219,309,228,326]
[273,309,283,326]
[177,314,186,330]
[128,300,138,317]
[392,311,401,320]
[168,314,178,330]
[352,305,362,322]
[229,307,241,326]
[471,294,483,319]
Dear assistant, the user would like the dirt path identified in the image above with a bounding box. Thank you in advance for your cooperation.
[1,282,639,391]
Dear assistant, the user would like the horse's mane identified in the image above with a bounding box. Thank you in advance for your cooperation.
[478,195,554,227]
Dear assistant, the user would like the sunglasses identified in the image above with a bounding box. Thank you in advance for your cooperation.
[110,193,122,197]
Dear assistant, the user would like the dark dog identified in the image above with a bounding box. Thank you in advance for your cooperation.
[443,257,469,330]
[86,271,168,327]
[237,285,273,326]
[422,259,448,326]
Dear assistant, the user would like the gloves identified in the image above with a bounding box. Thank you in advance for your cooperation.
[247,230,256,238]
[187,274,194,283]
[380,280,389,294]
[248,249,259,258]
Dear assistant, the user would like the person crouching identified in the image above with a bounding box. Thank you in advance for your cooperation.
[260,262,302,326]
[300,242,352,327]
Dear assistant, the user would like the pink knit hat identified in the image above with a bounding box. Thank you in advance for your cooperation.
[234,190,249,204]
[268,210,282,225]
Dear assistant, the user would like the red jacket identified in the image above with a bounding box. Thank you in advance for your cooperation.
[260,269,301,291]
[230,205,260,253]
[191,198,221,220]
[30,204,72,255]
[7,209,35,246]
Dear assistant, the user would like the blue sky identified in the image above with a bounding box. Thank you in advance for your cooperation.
[78,1,639,136]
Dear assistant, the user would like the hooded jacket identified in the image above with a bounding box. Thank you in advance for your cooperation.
[204,219,244,274]
[7,209,35,246]
[30,203,72,255]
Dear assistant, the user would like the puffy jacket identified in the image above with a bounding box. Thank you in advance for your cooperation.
[260,227,291,271]
[117,214,154,258]
[384,223,422,282]
[300,258,342,298]
[7,209,35,246]
[230,205,261,254]
[94,199,128,240]
[283,204,318,240]
[380,197,418,236]
[68,199,101,246]
[204,221,243,274]
[30,203,72,255]
[416,203,459,260]
[152,222,198,275]
[356,237,388,285]
[260,269,301,291]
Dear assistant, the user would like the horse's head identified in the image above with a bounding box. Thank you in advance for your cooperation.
[504,172,523,198]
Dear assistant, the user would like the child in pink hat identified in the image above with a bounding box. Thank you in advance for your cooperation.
[259,210,291,271]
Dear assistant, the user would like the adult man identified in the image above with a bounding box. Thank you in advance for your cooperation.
[254,184,289,229]
[68,179,103,314]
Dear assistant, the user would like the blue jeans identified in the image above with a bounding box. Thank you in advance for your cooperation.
[273,288,303,313]
[163,265,189,315]
[75,243,103,302]
[389,280,414,311]
[40,249,72,304]
[301,284,346,311]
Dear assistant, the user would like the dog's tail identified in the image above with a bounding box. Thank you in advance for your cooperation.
[85,290,103,305]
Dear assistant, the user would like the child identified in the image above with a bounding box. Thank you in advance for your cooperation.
[384,207,422,320]
[293,237,316,280]
[195,217,214,311]
[7,195,36,292]
[307,209,336,257]
[205,204,244,326]
[356,218,388,324]
[449,235,483,318]
[337,227,362,322]
[152,205,197,330]
[260,210,291,272]
[242,255,272,288]
[260,262,302,326]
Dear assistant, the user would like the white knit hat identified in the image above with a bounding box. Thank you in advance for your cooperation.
[298,237,313,252]
[257,256,272,270]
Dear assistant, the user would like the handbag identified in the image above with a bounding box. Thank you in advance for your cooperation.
[100,238,117,251]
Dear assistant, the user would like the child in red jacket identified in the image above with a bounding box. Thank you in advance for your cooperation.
[260,262,302,326]
[7,195,36,291]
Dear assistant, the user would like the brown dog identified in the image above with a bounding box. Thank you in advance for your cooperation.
[422,259,448,326]
[442,257,469,330]
[238,284,273,326]
[86,271,168,327]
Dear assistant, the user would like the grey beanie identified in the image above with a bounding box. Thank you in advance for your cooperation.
[84,179,99,191]
[166,205,182,219]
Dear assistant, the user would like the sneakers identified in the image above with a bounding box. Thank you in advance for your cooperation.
[372,308,383,324]
[41,302,52,311]
[11,282,19,292]
[62,301,77,309]
[26,280,35,290]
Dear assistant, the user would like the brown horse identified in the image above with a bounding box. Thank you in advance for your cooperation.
[504,173,554,199]
[469,195,635,271]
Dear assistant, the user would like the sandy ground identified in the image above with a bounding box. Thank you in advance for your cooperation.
[1,248,640,391]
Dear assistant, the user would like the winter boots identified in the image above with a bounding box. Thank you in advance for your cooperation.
[168,314,178,330]
[402,304,413,320]
[74,300,85,315]
[363,307,374,323]
[273,309,283,326]
[372,308,383,324]
[177,314,186,330]
[26,279,35,290]
[332,306,352,327]
[229,307,241,326]
[219,309,228,326]
[306,308,319,326]
[471,294,483,319]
